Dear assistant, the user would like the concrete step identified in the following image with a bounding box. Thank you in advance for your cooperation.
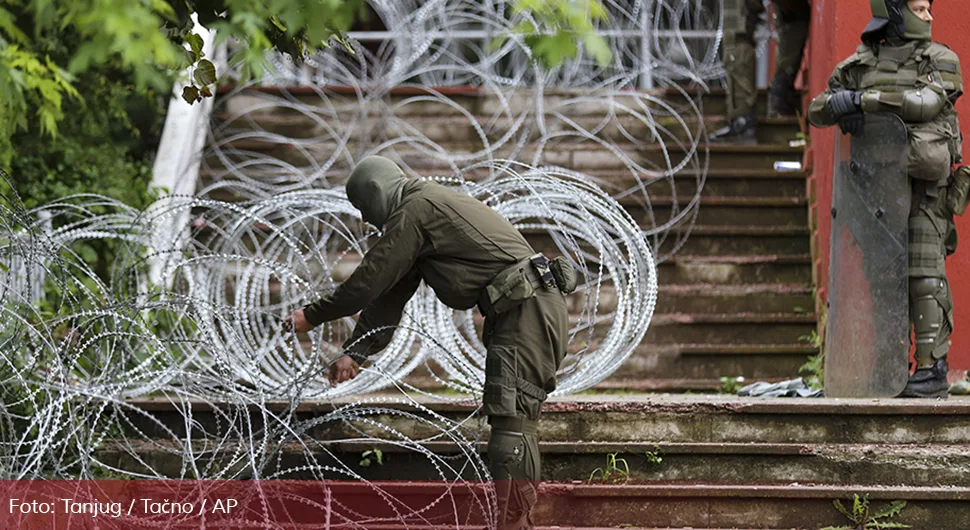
[608,342,816,382]
[531,483,968,529]
[121,395,970,446]
[401,340,813,389]
[203,138,802,174]
[656,254,812,285]
[640,143,802,173]
[525,225,810,259]
[643,312,815,345]
[652,284,813,314]
[214,111,802,146]
[216,85,778,121]
[96,438,970,488]
[562,283,811,315]
[262,251,813,296]
[198,168,808,203]
[643,197,807,228]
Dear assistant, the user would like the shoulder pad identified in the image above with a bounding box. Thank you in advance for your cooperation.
[838,48,870,69]
[925,42,960,64]
[925,42,962,92]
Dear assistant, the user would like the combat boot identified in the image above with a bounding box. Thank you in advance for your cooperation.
[900,359,949,399]
[708,115,757,144]
[767,71,799,117]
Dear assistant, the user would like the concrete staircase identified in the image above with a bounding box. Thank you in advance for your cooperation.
[204,86,816,393]
[107,395,970,529]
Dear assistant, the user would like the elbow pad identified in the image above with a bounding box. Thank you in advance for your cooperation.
[861,86,946,123]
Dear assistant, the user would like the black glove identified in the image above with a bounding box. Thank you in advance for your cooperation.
[836,113,865,136]
[827,90,862,120]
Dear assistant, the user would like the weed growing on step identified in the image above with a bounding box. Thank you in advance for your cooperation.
[719,376,745,394]
[822,494,910,530]
[644,448,663,465]
[359,449,385,468]
[588,452,630,483]
[799,310,826,390]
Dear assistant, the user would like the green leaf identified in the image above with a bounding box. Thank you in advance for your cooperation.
[359,458,371,467]
[0,7,29,44]
[181,85,199,104]
[871,500,908,520]
[150,0,176,21]
[531,32,578,67]
[270,15,287,32]
[582,33,612,67]
[184,33,205,62]
[200,85,212,98]
[193,59,216,86]
[833,499,854,521]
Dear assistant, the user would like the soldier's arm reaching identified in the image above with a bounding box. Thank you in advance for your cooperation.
[340,267,422,363]
[302,204,429,327]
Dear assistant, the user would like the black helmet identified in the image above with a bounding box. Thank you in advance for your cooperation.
[862,0,933,43]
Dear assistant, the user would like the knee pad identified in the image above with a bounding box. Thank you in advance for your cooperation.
[487,430,526,480]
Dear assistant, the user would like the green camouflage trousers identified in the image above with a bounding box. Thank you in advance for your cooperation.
[482,287,567,530]
[723,0,810,118]
[910,181,956,351]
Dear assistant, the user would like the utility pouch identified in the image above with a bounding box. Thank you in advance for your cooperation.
[908,121,953,182]
[483,346,518,417]
[947,165,970,216]
[485,261,536,314]
[550,256,578,294]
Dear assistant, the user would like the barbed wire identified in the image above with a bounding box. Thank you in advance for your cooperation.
[0,0,775,521]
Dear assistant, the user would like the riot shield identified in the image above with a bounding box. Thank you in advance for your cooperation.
[824,113,911,398]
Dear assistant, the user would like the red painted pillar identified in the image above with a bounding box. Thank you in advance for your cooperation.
[808,2,970,372]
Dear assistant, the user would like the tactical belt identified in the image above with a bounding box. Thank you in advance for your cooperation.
[489,415,539,435]
[477,254,549,317]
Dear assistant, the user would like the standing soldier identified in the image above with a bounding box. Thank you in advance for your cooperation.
[283,156,572,529]
[709,0,811,143]
[808,0,965,398]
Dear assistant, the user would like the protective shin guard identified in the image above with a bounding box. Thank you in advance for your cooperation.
[488,428,540,530]
[910,277,949,368]
[902,277,950,398]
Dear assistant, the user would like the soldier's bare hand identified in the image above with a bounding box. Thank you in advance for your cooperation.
[328,355,360,386]
[282,310,312,333]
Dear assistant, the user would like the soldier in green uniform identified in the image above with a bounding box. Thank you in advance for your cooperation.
[807,0,965,398]
[283,156,572,529]
[709,0,811,143]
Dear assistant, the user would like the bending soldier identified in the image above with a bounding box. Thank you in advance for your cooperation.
[283,156,571,528]
[710,0,811,143]
[808,0,965,398]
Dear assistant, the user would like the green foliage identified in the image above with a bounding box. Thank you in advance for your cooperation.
[4,64,165,211]
[719,376,745,394]
[359,448,384,468]
[588,452,630,483]
[643,448,663,465]
[1,0,611,156]
[510,0,612,68]
[798,311,826,390]
[822,495,910,530]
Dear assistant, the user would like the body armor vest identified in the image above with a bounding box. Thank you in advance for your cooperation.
[850,41,962,181]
